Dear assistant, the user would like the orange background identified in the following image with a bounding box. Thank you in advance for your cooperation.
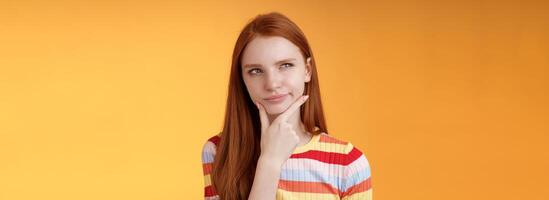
[1,0,548,199]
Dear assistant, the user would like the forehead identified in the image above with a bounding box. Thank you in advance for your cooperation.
[241,36,303,66]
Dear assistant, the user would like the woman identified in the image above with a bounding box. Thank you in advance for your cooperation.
[201,12,372,200]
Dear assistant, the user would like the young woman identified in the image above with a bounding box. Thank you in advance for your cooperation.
[201,12,372,200]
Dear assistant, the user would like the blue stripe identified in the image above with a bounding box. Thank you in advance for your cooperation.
[280,169,342,191]
[202,151,215,163]
[342,167,371,191]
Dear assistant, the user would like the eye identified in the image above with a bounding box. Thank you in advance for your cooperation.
[248,68,262,75]
[281,63,294,68]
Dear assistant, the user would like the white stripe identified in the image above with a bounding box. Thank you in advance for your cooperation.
[205,195,219,200]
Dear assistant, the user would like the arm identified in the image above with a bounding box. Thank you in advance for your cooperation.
[201,139,220,200]
[341,144,373,200]
[248,156,284,200]
[248,96,310,199]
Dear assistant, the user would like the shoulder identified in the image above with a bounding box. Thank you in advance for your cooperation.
[201,134,221,163]
[318,133,369,165]
[325,134,371,198]
[292,133,370,166]
[204,134,220,147]
[316,133,363,154]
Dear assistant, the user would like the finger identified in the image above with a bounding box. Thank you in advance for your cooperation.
[255,101,269,133]
[273,95,309,125]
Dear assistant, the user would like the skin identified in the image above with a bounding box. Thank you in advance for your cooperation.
[241,36,313,200]
[241,35,313,144]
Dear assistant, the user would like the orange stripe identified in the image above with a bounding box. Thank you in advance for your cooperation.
[202,163,212,175]
[319,135,348,145]
[341,177,372,197]
[278,180,341,194]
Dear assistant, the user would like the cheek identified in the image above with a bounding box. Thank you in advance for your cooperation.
[244,79,262,97]
[287,77,306,95]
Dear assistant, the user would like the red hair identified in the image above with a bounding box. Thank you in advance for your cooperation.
[211,12,328,200]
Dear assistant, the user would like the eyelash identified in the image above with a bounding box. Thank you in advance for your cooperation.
[248,63,294,75]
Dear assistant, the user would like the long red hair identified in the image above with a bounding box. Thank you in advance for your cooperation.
[211,12,328,200]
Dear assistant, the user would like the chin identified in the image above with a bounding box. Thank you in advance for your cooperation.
[265,103,289,115]
[266,107,284,115]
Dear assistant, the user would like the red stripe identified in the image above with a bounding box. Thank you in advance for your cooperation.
[202,163,212,175]
[347,147,363,163]
[341,177,372,197]
[205,185,217,197]
[208,135,220,146]
[278,180,341,194]
[319,135,348,145]
[290,147,363,165]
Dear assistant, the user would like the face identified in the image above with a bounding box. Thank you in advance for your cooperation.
[241,36,312,115]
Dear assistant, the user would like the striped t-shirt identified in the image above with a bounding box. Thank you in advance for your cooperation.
[201,132,372,199]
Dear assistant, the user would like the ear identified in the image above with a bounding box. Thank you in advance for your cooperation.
[305,57,312,83]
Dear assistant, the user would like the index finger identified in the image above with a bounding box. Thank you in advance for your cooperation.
[256,101,269,133]
[272,95,309,125]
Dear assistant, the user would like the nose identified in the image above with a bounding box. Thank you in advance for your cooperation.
[264,70,282,91]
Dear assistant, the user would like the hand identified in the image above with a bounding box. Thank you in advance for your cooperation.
[254,95,310,166]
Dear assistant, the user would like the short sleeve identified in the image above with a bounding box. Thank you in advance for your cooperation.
[340,143,372,200]
[201,136,220,200]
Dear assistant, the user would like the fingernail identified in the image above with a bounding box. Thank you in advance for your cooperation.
[303,95,309,100]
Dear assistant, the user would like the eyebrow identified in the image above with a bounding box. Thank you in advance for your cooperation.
[243,58,297,69]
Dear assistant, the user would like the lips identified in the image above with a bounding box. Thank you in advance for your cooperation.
[264,94,288,103]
